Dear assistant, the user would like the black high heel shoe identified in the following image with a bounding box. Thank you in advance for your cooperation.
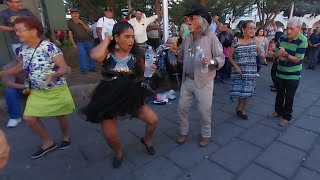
[140,138,155,155]
[112,155,123,168]
[240,112,248,120]
[236,108,242,117]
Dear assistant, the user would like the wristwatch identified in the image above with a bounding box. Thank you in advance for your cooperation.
[210,59,218,68]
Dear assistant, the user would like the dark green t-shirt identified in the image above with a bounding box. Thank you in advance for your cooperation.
[67,19,93,43]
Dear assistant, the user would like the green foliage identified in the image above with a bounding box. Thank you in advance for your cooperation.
[169,0,254,25]
[206,0,254,22]
[282,0,320,17]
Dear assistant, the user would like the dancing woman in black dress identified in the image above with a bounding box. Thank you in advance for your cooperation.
[82,22,158,168]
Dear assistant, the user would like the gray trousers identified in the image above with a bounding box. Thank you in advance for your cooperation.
[177,77,214,138]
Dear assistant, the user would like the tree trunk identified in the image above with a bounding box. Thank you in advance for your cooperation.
[199,0,206,7]
[108,0,115,12]
[155,0,161,20]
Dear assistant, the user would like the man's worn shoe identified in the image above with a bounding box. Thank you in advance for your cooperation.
[31,143,57,159]
[199,137,210,147]
[279,118,290,127]
[176,134,187,144]
[268,111,280,118]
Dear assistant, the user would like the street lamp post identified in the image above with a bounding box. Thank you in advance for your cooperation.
[289,2,294,18]
[162,0,169,43]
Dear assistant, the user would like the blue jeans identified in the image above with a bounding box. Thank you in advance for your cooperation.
[256,56,262,73]
[5,88,22,119]
[77,41,96,72]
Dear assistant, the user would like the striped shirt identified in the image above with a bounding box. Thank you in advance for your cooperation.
[274,33,307,80]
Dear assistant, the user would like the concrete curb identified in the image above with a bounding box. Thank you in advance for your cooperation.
[0,83,98,114]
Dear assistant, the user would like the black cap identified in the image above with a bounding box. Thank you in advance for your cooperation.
[105,7,112,12]
[184,5,212,24]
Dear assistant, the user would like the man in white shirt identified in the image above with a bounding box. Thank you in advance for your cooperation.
[96,7,117,42]
[90,18,99,46]
[128,10,158,46]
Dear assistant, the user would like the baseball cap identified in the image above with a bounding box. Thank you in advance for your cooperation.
[105,7,112,12]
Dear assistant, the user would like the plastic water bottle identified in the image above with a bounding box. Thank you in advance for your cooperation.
[195,46,208,73]
[144,46,156,77]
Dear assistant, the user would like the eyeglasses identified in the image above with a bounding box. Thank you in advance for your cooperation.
[188,16,199,21]
[246,26,256,30]
[14,28,30,33]
[9,0,23,3]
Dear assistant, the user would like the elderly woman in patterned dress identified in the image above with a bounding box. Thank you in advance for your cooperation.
[0,17,74,159]
[229,20,264,120]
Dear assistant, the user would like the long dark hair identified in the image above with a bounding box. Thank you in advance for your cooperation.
[239,20,254,38]
[108,22,145,73]
[255,28,265,36]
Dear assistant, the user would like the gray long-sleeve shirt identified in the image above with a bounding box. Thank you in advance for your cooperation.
[178,30,225,88]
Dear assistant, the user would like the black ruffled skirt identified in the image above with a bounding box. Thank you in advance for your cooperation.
[81,77,145,123]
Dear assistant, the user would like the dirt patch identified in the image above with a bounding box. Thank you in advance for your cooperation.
[62,47,101,86]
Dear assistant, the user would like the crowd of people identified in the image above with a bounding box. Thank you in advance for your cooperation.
[0,0,311,169]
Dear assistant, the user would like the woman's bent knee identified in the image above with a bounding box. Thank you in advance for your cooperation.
[23,116,37,126]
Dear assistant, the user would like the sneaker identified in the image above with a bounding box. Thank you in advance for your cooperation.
[268,111,280,118]
[270,87,277,92]
[279,118,290,127]
[256,73,260,77]
[176,134,187,144]
[60,140,70,150]
[7,118,22,128]
[199,137,210,147]
[31,143,57,159]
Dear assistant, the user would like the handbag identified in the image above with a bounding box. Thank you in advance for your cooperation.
[23,40,43,96]
[22,77,31,96]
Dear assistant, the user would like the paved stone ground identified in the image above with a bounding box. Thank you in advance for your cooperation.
[1,64,320,180]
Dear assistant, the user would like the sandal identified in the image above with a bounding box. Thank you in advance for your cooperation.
[140,138,155,155]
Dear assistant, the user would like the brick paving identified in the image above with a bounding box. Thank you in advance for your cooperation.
[1,65,320,180]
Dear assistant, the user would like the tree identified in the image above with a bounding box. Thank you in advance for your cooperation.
[199,0,206,6]
[206,0,254,23]
[255,0,295,29]
[283,0,320,17]
[169,0,253,25]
